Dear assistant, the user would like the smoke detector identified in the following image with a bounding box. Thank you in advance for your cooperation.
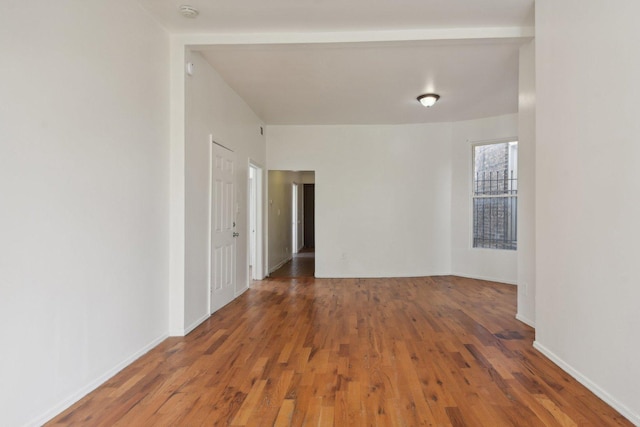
[178,5,199,18]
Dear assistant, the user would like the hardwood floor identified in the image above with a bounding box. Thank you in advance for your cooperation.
[48,276,631,426]
[269,248,315,278]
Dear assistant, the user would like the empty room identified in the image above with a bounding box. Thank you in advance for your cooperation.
[1,0,639,426]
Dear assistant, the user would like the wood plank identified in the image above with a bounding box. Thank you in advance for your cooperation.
[274,399,295,427]
[47,276,633,427]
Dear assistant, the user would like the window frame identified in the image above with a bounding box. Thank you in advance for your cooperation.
[470,139,519,251]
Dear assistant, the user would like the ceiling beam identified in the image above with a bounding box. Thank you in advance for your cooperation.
[176,26,534,46]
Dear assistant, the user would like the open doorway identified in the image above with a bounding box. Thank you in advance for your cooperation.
[303,183,315,249]
[248,162,264,282]
[267,170,315,278]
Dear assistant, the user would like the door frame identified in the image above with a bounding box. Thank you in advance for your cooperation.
[248,160,264,283]
[291,182,298,254]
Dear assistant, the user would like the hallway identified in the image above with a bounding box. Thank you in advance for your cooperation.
[270,248,315,278]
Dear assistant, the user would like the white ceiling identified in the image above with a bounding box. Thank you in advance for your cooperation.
[200,40,521,125]
[137,0,535,125]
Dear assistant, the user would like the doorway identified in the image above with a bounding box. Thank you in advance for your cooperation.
[267,171,315,278]
[303,184,315,248]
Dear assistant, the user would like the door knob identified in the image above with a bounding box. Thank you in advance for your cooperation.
[233,232,240,237]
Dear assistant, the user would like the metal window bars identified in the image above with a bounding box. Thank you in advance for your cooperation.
[473,169,518,250]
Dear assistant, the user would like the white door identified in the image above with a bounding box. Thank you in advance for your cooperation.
[211,143,236,313]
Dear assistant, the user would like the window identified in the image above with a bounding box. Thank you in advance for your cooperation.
[472,141,518,250]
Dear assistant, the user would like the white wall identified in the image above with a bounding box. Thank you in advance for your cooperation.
[267,124,453,278]
[267,170,304,271]
[0,2,170,426]
[536,1,640,423]
[183,51,266,332]
[450,114,519,284]
[517,40,536,327]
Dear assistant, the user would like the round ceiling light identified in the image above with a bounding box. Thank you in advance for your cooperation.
[178,5,200,18]
[417,93,440,108]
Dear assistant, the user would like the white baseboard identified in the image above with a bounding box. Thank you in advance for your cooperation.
[29,333,168,427]
[312,271,451,279]
[269,256,292,274]
[451,272,517,286]
[515,312,535,328]
[533,341,639,425]
[169,327,185,337]
[235,286,249,297]
[184,313,210,336]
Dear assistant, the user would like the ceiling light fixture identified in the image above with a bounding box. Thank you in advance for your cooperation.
[417,93,440,108]
[178,5,199,18]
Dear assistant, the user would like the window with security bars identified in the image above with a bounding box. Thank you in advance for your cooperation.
[473,141,518,250]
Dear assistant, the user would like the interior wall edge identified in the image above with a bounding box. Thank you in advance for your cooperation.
[533,341,639,425]
[184,313,211,336]
[270,256,293,274]
[515,313,535,328]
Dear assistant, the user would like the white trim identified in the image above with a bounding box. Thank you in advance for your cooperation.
[291,182,299,255]
[211,139,234,152]
[469,137,519,251]
[184,313,210,336]
[469,246,518,252]
[269,256,292,274]
[207,136,214,316]
[28,333,168,427]
[515,313,535,328]
[235,285,249,297]
[451,272,517,286]
[248,160,265,282]
[533,341,639,426]
[313,271,451,279]
[179,27,534,46]
[469,136,519,147]
[466,136,519,251]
